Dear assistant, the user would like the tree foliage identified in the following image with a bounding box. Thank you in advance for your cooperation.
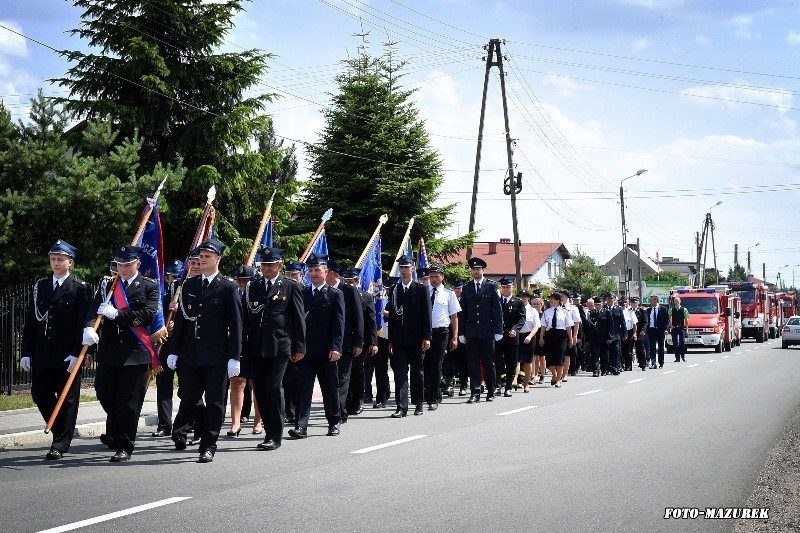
[643,269,691,285]
[727,264,747,282]
[552,250,616,298]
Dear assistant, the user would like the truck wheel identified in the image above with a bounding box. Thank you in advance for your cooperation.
[715,340,723,353]
[756,329,765,343]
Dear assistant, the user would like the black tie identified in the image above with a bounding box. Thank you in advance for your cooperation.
[551,307,558,329]
[202,278,209,291]
[313,287,318,298]
[266,279,272,292]
[504,297,509,306]
[431,287,437,307]
[122,280,128,289]
[476,282,481,293]
[53,280,59,291]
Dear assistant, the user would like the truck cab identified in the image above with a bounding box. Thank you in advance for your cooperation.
[728,282,768,343]
[666,288,730,353]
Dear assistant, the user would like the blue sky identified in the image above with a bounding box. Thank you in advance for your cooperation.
[2,0,799,286]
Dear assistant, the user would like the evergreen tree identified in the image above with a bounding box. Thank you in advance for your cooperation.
[727,264,747,282]
[552,250,616,298]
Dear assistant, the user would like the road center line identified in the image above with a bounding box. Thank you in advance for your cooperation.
[496,405,538,416]
[707,359,716,363]
[576,389,602,396]
[687,363,700,368]
[662,370,677,374]
[745,350,752,352]
[626,378,645,384]
[722,355,730,359]
[38,497,192,533]
[351,435,427,454]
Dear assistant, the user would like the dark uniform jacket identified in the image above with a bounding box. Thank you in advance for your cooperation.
[336,282,364,353]
[588,308,613,345]
[608,305,627,341]
[386,280,432,346]
[22,275,89,369]
[634,307,649,335]
[243,275,305,358]
[167,273,242,366]
[648,305,669,332]
[303,284,345,358]
[360,289,378,348]
[498,295,526,346]
[88,273,159,367]
[460,279,503,339]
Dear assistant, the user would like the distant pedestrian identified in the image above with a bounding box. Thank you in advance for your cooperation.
[669,296,689,362]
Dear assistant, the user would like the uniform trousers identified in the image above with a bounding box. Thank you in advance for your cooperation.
[177,364,227,454]
[296,356,340,429]
[589,341,605,374]
[251,356,288,443]
[443,342,469,390]
[622,329,635,370]
[32,367,81,452]
[635,337,648,368]
[283,360,299,420]
[346,352,365,413]
[392,343,424,412]
[647,328,665,366]
[336,351,355,420]
[154,366,174,432]
[494,340,518,391]
[95,364,149,455]
[364,337,391,403]
[467,337,495,396]
[607,339,621,373]
[424,328,449,404]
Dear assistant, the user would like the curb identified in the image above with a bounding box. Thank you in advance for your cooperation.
[0,416,156,450]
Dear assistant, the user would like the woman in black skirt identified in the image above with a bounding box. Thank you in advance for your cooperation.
[538,292,574,387]
[516,291,540,392]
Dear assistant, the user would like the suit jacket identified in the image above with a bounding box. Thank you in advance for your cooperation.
[647,305,669,333]
[634,307,649,334]
[608,305,627,341]
[386,280,432,346]
[460,279,503,339]
[360,289,378,348]
[336,282,364,353]
[22,275,89,369]
[587,308,613,345]
[243,275,305,358]
[499,296,526,346]
[167,273,242,366]
[303,284,345,358]
[89,273,159,367]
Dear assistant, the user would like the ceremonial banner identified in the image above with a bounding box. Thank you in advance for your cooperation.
[111,264,159,370]
[302,229,328,286]
[360,235,385,330]
[137,198,165,337]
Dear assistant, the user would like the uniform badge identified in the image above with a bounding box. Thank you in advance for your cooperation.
[187,304,192,310]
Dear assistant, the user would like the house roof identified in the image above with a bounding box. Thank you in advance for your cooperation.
[450,242,570,275]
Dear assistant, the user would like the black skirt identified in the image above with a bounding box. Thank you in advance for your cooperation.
[545,328,568,367]
[517,338,535,363]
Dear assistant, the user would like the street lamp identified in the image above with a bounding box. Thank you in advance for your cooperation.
[620,169,648,297]
[746,243,760,275]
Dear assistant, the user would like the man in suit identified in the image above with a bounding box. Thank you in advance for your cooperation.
[631,297,650,371]
[165,238,242,463]
[282,260,305,423]
[587,297,612,377]
[243,246,305,451]
[495,276,526,396]
[291,253,345,438]
[647,295,669,368]
[21,240,89,460]
[343,267,377,416]
[326,261,364,424]
[386,255,432,417]
[442,279,468,396]
[458,257,503,403]
[152,259,184,438]
[604,292,627,375]
[85,244,159,462]
[365,276,395,408]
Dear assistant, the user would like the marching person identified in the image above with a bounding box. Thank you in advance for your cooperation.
[87,244,159,462]
[495,277,526,396]
[425,264,460,410]
[459,257,503,403]
[605,293,627,375]
[538,292,574,387]
[516,290,540,393]
[587,297,612,377]
[386,255,432,417]
[291,253,344,438]
[442,279,468,397]
[152,258,183,438]
[531,296,547,384]
[344,267,377,417]
[165,238,242,463]
[559,291,581,383]
[366,276,395,409]
[669,296,689,362]
[620,297,636,371]
[646,295,669,368]
[282,260,305,423]
[21,240,89,460]
[631,297,649,371]
[243,246,305,451]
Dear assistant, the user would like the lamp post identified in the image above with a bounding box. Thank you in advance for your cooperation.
[620,169,648,297]
[746,243,760,275]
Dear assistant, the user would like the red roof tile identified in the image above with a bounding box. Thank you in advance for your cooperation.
[449,242,570,275]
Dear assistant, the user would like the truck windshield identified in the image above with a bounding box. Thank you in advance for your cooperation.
[733,289,756,304]
[680,297,718,314]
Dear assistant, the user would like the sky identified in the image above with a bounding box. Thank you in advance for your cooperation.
[2,0,800,287]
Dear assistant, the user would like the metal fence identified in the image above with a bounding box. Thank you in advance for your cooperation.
[0,280,98,395]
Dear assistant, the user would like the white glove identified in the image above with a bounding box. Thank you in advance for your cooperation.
[458,335,466,344]
[227,359,240,378]
[64,355,78,373]
[20,356,31,372]
[494,334,503,341]
[82,327,99,346]
[98,303,118,320]
[167,354,178,370]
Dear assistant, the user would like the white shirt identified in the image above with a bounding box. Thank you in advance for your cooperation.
[121,272,138,286]
[201,271,219,285]
[429,284,461,328]
[264,273,279,286]
[623,306,636,330]
[650,306,658,328]
[520,303,540,334]
[541,306,574,330]
[52,273,70,288]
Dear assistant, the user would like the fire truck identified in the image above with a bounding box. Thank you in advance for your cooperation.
[665,287,740,352]
[727,282,769,343]
[778,292,796,320]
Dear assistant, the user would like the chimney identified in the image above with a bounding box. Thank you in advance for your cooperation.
[488,242,497,254]
[499,237,511,243]
[627,243,638,252]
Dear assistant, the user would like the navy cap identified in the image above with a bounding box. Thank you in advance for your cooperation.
[327,261,343,275]
[416,267,429,278]
[188,247,201,260]
[114,244,143,264]
[386,276,401,287]
[397,255,415,267]
[571,292,581,299]
[165,259,184,276]
[498,276,514,286]
[198,238,226,256]
[467,256,487,268]
[232,265,255,279]
[548,292,561,301]
[257,246,284,264]
[429,264,445,274]
[593,296,604,303]
[305,252,328,267]
[284,261,304,273]
[49,239,77,259]
[630,296,640,303]
[343,267,361,279]
[518,289,531,298]
[532,290,542,297]
[452,279,466,288]
[604,292,615,299]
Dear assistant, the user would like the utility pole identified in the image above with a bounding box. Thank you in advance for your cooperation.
[620,187,629,296]
[734,243,739,267]
[637,237,643,298]
[468,39,522,289]
[695,231,701,288]
[763,263,766,281]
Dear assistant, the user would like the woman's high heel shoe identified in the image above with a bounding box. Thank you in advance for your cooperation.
[252,425,263,435]
[226,428,241,437]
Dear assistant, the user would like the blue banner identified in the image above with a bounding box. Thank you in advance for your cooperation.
[136,198,165,336]
[302,229,328,286]
[359,235,385,330]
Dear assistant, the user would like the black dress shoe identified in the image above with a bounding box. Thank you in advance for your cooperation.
[257,439,281,451]
[458,388,467,396]
[198,450,214,463]
[327,424,340,436]
[446,386,454,397]
[353,406,364,415]
[414,405,424,416]
[151,429,169,438]
[284,417,296,424]
[593,371,599,377]
[503,390,512,397]
[674,359,680,362]
[428,403,439,411]
[110,450,130,462]
[288,427,308,439]
[45,447,63,460]
[467,394,480,404]
[174,438,187,451]
[340,417,348,424]
[391,410,407,418]
[486,395,494,402]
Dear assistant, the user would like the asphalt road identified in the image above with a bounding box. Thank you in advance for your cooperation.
[1,338,797,533]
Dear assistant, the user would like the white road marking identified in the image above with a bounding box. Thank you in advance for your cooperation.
[496,405,538,416]
[687,364,700,368]
[707,359,716,363]
[745,350,752,352]
[626,378,645,384]
[576,389,602,396]
[38,497,192,533]
[351,435,427,454]
[722,355,730,359]
[662,370,677,374]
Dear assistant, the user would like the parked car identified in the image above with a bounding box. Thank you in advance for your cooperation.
[781,316,800,349]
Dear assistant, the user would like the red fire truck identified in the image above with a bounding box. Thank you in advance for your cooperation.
[778,293,797,320]
[728,282,769,343]
[666,287,740,352]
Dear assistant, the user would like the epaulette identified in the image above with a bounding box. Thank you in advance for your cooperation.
[141,276,157,284]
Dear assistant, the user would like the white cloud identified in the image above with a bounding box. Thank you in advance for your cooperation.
[0,21,29,57]
[787,30,800,44]
[541,73,592,99]
[695,34,712,46]
[631,38,651,52]
[727,15,754,39]
[679,80,793,114]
